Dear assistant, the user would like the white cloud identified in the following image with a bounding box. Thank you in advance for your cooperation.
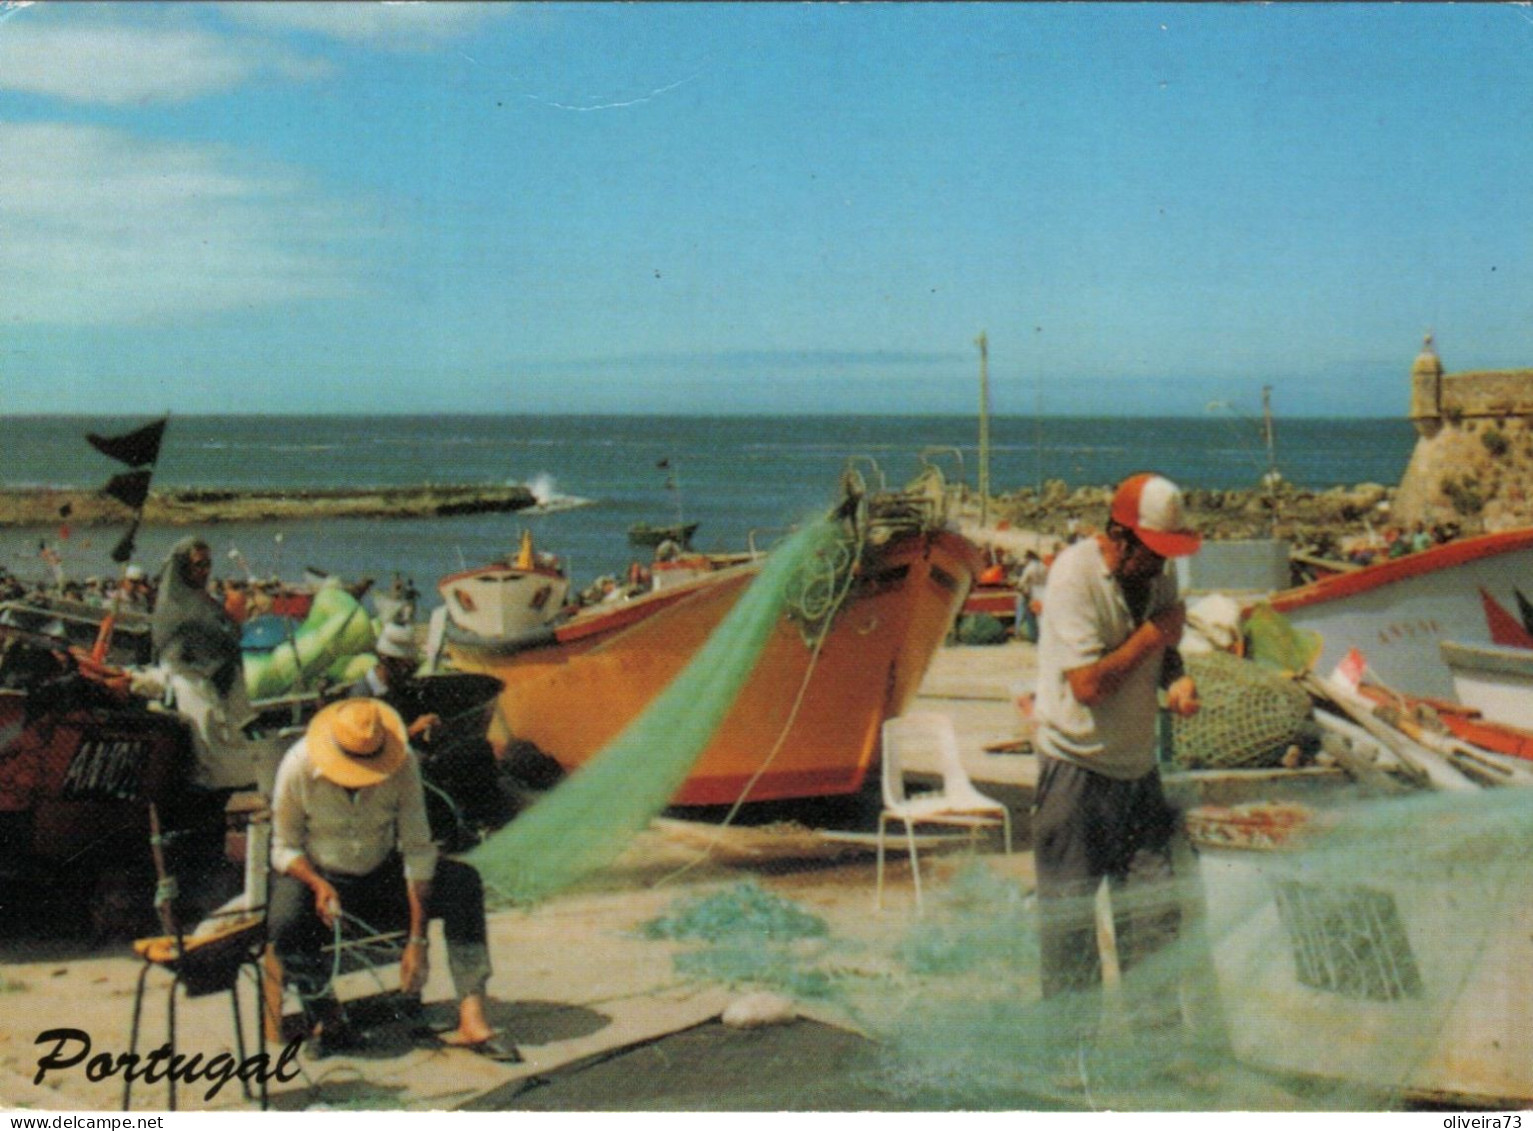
[0,16,324,105]
[0,123,364,325]
[220,2,507,51]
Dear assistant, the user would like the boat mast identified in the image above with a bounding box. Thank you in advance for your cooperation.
[976,331,990,529]
[1262,384,1277,483]
[661,457,685,527]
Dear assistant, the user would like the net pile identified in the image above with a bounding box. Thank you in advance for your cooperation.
[634,786,1533,1111]
[1170,650,1313,769]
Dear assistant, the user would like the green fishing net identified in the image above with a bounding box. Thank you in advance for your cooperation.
[638,786,1533,1111]
[463,519,844,905]
[1170,650,1313,769]
[641,880,829,944]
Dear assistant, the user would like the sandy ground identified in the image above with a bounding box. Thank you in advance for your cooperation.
[0,642,1043,1113]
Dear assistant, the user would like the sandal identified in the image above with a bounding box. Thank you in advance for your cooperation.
[414,1026,523,1063]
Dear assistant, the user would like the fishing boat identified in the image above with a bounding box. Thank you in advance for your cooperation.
[1439,640,1533,733]
[0,639,196,937]
[627,521,699,551]
[1266,527,1533,701]
[436,530,572,643]
[443,467,983,806]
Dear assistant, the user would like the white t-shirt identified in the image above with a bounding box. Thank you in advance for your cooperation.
[1033,537,1178,780]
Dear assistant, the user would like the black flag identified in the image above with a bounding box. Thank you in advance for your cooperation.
[102,469,153,511]
[110,520,140,565]
[87,416,167,469]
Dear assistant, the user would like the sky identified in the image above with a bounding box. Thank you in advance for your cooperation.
[1,2,1531,417]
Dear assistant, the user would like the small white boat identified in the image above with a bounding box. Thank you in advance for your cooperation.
[437,530,570,643]
[1439,639,1533,729]
[1268,528,1533,700]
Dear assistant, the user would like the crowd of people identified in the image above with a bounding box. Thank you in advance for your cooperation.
[1342,519,1457,567]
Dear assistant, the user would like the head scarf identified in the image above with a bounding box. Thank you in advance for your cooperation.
[152,536,243,695]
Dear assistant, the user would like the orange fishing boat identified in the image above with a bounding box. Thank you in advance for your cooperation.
[444,473,982,806]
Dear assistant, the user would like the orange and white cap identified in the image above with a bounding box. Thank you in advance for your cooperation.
[1109,473,1202,559]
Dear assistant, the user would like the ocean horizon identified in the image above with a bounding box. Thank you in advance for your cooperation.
[2,413,1417,596]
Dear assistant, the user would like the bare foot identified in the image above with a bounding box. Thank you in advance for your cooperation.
[436,1025,497,1047]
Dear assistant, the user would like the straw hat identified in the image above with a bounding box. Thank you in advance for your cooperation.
[307,698,408,788]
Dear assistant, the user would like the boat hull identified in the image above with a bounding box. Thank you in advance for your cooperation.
[1268,528,1533,699]
[446,528,979,806]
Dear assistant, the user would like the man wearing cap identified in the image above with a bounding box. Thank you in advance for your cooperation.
[268,697,517,1060]
[349,621,441,741]
[1031,473,1202,1027]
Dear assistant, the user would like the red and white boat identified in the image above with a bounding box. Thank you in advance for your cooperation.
[1267,527,1533,701]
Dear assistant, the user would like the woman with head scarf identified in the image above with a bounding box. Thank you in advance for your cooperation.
[153,536,276,794]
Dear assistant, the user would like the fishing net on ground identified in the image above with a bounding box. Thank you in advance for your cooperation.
[1169,650,1314,770]
[637,787,1533,1111]
[462,518,846,905]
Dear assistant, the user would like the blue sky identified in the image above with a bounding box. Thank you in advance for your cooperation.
[1,2,1530,416]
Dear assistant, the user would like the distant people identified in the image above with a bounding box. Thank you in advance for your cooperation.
[1031,474,1202,1056]
[1013,549,1047,643]
[1410,522,1433,554]
[120,564,153,611]
[268,699,515,1061]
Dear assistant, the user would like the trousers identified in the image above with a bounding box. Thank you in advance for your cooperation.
[1032,755,1181,1005]
[269,855,492,1003]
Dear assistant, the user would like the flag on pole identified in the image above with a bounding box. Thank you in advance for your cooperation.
[102,469,153,511]
[86,416,167,469]
[110,521,141,565]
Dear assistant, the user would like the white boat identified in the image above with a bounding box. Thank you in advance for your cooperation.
[437,530,570,643]
[1267,527,1533,700]
[1439,639,1533,729]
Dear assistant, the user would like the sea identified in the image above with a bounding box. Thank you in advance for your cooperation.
[2,414,1416,606]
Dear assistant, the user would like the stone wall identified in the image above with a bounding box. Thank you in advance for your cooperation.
[1393,413,1533,533]
[1439,370,1533,419]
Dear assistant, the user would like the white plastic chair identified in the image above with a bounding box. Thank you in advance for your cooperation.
[875,711,1013,913]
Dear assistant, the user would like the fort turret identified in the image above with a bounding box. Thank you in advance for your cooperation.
[1408,333,1443,437]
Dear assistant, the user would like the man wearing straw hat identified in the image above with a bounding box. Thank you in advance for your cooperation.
[268,697,518,1061]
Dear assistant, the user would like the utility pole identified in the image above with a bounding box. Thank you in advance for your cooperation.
[976,331,990,529]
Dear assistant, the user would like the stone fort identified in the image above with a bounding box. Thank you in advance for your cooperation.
[1395,336,1533,531]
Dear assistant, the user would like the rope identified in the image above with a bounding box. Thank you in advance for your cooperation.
[655,516,869,886]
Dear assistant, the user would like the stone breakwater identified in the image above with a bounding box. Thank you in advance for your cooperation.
[0,484,538,527]
[991,480,1402,556]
